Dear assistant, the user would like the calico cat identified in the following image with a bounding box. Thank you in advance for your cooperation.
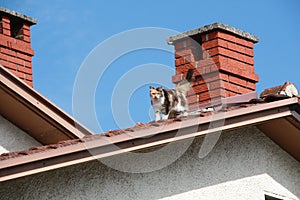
[150,69,194,121]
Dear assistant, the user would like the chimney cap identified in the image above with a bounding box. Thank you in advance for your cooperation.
[0,7,37,25]
[167,22,259,45]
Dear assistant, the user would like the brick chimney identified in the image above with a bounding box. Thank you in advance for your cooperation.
[0,8,37,87]
[168,22,259,109]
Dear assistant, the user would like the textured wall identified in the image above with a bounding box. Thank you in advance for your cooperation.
[0,115,41,153]
[0,126,299,200]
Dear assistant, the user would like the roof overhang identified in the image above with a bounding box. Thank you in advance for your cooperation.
[0,97,299,182]
[0,65,93,145]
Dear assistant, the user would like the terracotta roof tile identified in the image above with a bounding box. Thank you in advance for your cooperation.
[0,88,299,161]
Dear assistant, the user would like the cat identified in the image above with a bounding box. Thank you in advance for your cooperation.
[150,69,194,121]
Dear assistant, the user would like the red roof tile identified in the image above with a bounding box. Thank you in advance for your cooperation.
[1,93,298,161]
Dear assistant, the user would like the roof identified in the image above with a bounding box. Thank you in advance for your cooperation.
[0,92,299,182]
[0,65,93,145]
[167,22,259,45]
[0,7,37,25]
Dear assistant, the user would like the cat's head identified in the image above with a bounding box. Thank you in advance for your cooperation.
[149,86,163,99]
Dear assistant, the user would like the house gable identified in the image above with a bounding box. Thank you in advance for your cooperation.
[0,115,41,154]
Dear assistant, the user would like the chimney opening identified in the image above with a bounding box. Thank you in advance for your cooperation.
[10,18,23,38]
[190,34,203,61]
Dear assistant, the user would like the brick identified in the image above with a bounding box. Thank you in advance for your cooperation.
[25,49,34,56]
[0,47,16,56]
[198,100,211,105]
[176,64,194,74]
[197,72,221,84]
[202,38,228,50]
[244,48,254,57]
[216,32,236,43]
[175,49,193,58]
[175,57,185,67]
[199,92,211,101]
[190,84,209,95]
[223,82,253,94]
[202,39,218,50]
[25,74,33,81]
[235,37,254,48]
[0,34,34,56]
[0,52,7,60]
[191,76,199,86]
[219,73,229,82]
[25,80,33,87]
[0,60,18,70]
[18,66,32,74]
[228,75,247,87]
[172,74,183,83]
[187,94,199,104]
[202,50,210,59]
[16,52,32,62]
[197,58,216,67]
[1,17,10,23]
[23,24,31,31]
[227,58,254,72]
[201,31,218,42]
[246,81,256,90]
[22,36,31,43]
[6,55,26,66]
[19,28,31,37]
[184,55,194,63]
[10,70,25,79]
[200,88,226,100]
[223,82,239,94]
[208,47,254,65]
[201,30,254,48]
[0,34,16,44]
[195,64,218,75]
[227,42,245,54]
[238,86,252,94]
[24,61,32,68]
[208,80,222,90]
[0,22,10,30]
[2,29,10,36]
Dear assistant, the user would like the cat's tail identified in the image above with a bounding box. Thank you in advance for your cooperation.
[175,69,194,94]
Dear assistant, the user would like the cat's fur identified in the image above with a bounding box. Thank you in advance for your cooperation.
[150,69,193,121]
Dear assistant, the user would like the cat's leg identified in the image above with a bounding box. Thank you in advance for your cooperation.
[182,111,188,117]
[162,114,169,120]
[155,111,161,121]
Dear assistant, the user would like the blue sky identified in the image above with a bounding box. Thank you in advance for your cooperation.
[1,0,300,133]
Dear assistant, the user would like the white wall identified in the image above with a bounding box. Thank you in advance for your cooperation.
[0,115,41,153]
[0,126,299,200]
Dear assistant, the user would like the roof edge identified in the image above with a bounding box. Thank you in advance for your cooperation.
[0,65,93,144]
[167,22,259,44]
[0,97,299,182]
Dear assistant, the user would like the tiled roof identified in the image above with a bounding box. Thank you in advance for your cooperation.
[0,79,299,182]
[1,93,299,161]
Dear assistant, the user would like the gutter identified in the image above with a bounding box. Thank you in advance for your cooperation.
[0,97,299,182]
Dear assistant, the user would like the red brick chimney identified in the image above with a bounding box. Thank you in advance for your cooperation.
[0,8,37,87]
[168,22,259,109]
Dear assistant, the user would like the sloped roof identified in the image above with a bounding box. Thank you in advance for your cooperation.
[0,65,93,145]
[0,90,299,182]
